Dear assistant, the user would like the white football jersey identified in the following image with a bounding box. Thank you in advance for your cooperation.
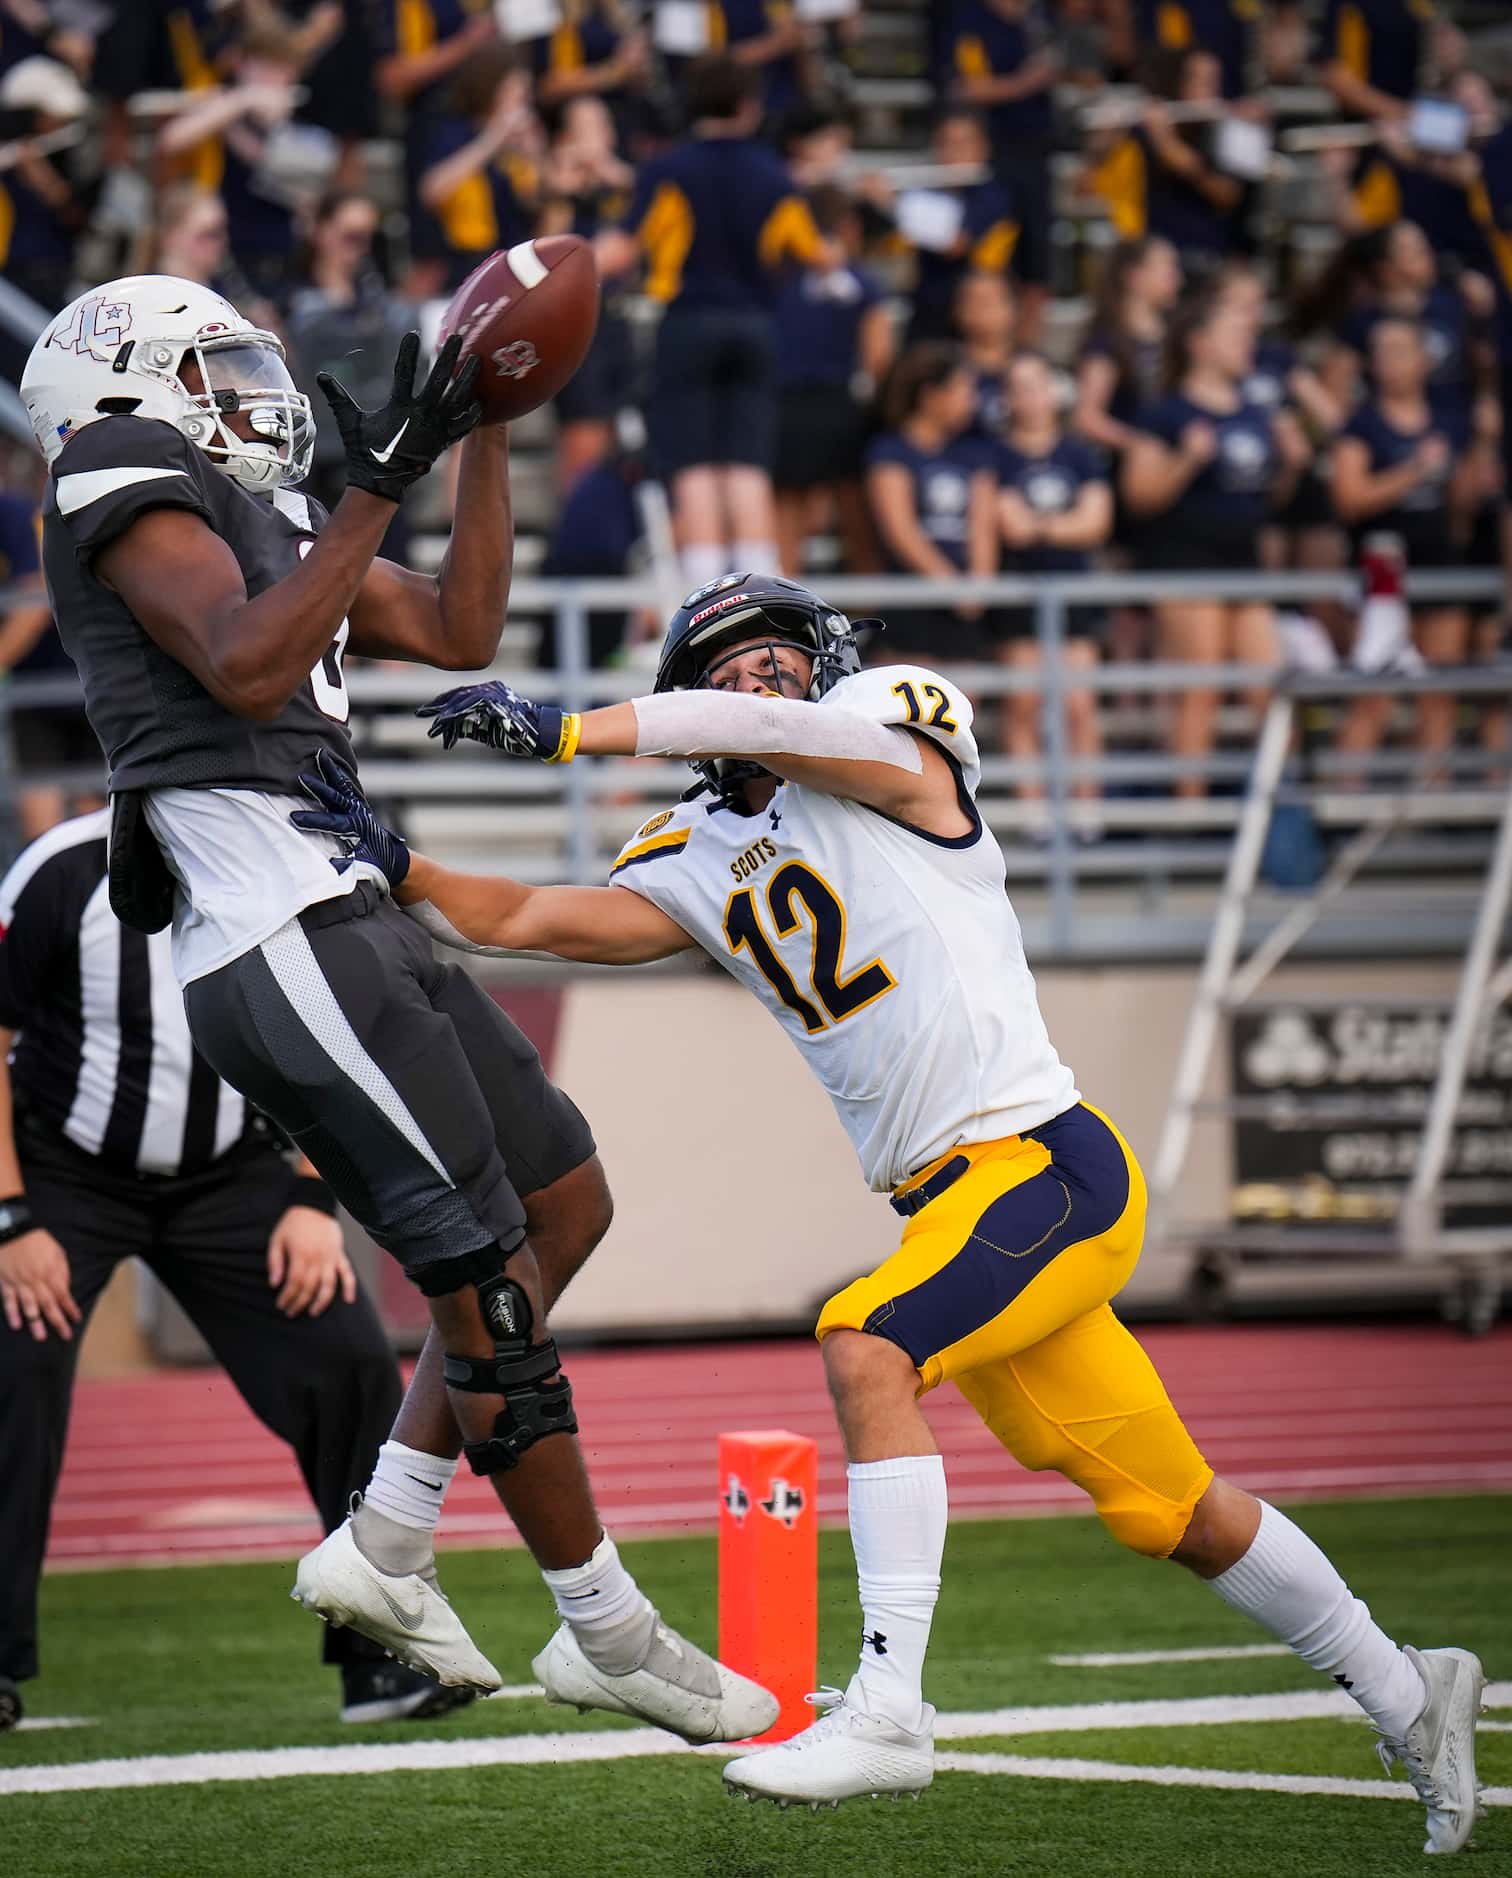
[610,665,1078,1192]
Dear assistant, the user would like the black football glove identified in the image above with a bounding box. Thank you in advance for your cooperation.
[316,331,483,505]
[290,750,411,889]
[417,681,581,761]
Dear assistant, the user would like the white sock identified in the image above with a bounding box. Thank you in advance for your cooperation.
[681,542,729,590]
[1209,1500,1427,1737]
[731,538,779,575]
[363,1440,456,1533]
[541,1532,651,1667]
[844,1455,947,1733]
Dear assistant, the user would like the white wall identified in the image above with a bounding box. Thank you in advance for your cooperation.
[541,958,1456,1334]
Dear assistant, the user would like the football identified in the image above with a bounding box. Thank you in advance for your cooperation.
[438,235,600,424]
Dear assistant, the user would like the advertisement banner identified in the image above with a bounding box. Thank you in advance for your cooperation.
[1229,1004,1512,1228]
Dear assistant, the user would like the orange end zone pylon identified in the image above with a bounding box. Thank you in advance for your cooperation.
[717,1428,818,1744]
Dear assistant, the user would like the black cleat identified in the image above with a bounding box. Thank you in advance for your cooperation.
[339,1660,477,1725]
[0,1676,22,1733]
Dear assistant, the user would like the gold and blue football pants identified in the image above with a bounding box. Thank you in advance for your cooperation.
[817,1103,1213,1558]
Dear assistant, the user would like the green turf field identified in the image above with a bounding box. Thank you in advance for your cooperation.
[7,1496,1510,1878]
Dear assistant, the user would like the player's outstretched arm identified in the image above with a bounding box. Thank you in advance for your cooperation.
[419,684,973,838]
[402,856,695,966]
[290,753,693,965]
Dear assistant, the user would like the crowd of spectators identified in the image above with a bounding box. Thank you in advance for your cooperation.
[2,0,1511,842]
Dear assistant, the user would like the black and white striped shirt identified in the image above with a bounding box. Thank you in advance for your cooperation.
[0,811,248,1176]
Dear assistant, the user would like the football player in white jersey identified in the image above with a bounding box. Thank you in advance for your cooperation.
[296,575,1483,1851]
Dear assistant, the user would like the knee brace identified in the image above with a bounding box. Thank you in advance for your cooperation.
[442,1272,579,1476]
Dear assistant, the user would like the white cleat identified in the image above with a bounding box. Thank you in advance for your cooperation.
[1375,1645,1485,1855]
[532,1618,778,1743]
[722,1687,934,1807]
[291,1518,502,1694]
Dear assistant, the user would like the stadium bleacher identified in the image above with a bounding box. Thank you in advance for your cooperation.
[0,0,1508,961]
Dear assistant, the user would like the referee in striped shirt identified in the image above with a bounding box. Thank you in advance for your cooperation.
[0,811,471,1730]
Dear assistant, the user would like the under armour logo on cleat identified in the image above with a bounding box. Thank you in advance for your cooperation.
[863,1630,888,1656]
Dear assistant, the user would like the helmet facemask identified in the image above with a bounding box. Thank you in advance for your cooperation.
[168,334,314,493]
[670,598,868,808]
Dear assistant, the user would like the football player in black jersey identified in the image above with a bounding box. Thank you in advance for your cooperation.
[19,273,776,1742]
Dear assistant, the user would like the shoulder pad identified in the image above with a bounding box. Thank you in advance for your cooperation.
[823,664,981,796]
[49,416,213,554]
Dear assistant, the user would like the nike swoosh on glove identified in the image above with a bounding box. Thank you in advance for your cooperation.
[317,331,483,504]
[417,681,581,761]
[290,749,411,888]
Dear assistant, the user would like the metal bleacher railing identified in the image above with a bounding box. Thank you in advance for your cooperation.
[2,566,1505,963]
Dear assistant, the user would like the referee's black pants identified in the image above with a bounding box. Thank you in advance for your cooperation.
[0,1116,402,1684]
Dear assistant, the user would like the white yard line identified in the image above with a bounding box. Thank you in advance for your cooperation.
[937,1684,1512,1737]
[1049,1646,1293,1668]
[14,1717,93,1733]
[483,1685,544,1701]
[938,1752,1512,1806]
[5,1686,1509,1799]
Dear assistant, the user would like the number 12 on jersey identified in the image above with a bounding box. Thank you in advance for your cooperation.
[723,861,896,1034]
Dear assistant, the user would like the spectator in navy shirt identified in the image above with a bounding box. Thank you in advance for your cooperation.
[153,15,315,305]
[866,344,999,664]
[1334,223,1480,423]
[542,439,650,670]
[953,269,1016,442]
[1296,222,1482,427]
[773,186,895,576]
[896,108,1020,342]
[1130,0,1257,98]
[1216,257,1342,574]
[522,0,649,136]
[540,94,638,494]
[1087,47,1252,279]
[719,0,815,124]
[417,49,545,296]
[371,0,499,298]
[1346,70,1501,282]
[993,351,1113,836]
[1318,0,1433,126]
[1124,295,1306,795]
[1331,316,1486,771]
[1072,235,1183,461]
[947,0,1058,344]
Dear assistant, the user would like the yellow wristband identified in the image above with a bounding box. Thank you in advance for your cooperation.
[550,711,583,763]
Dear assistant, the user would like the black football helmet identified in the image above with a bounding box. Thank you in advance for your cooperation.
[654,573,875,807]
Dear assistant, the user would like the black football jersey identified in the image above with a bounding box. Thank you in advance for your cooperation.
[41,415,356,794]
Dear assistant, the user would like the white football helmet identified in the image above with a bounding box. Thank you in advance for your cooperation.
[21,275,314,495]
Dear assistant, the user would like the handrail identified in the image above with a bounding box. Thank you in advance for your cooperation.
[2,564,1506,957]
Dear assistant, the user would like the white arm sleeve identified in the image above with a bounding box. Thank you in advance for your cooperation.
[630,690,924,771]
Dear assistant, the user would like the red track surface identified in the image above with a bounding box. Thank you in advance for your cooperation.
[49,1324,1512,1570]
